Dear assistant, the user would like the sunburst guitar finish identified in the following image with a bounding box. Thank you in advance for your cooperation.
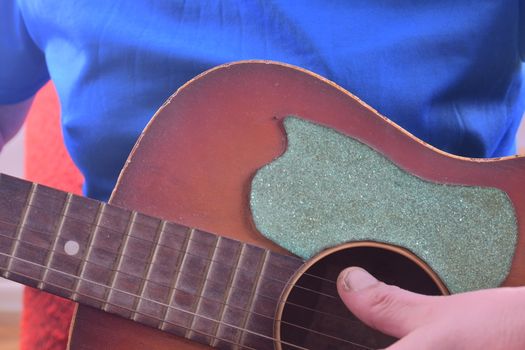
[4,61,523,350]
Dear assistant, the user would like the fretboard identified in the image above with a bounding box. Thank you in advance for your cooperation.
[0,174,303,349]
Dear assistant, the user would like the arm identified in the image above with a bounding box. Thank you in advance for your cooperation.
[337,267,525,349]
[0,1,48,140]
[0,97,34,150]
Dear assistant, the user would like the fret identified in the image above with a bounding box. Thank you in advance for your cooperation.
[0,175,33,226]
[5,183,37,284]
[44,195,100,298]
[132,218,165,326]
[212,238,244,349]
[238,249,273,349]
[98,203,131,233]
[65,193,100,224]
[202,237,242,304]
[136,221,189,329]
[71,202,105,305]
[243,252,303,349]
[105,212,160,319]
[0,227,16,272]
[0,176,31,273]
[214,245,269,349]
[187,233,221,345]
[15,183,68,289]
[255,253,302,305]
[197,244,266,349]
[264,252,303,282]
[31,184,65,207]
[0,226,20,274]
[104,272,142,318]
[160,227,194,335]
[103,211,136,314]
[7,240,48,288]
[169,229,218,339]
[38,193,72,290]
[0,175,310,350]
[78,204,134,310]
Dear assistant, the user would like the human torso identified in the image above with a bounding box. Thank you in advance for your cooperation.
[17,0,525,200]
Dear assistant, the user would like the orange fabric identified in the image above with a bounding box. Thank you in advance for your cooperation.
[21,82,83,350]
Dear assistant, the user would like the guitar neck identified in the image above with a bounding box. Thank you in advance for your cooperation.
[0,174,302,349]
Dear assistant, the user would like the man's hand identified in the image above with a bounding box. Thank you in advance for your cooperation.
[337,267,525,349]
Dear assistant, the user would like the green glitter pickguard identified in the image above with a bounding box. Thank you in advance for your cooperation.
[250,117,517,293]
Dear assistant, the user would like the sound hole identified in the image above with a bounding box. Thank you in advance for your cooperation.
[279,245,444,350]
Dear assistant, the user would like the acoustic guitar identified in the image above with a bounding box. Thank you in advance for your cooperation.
[1,61,524,349]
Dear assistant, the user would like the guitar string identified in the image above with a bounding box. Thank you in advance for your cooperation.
[0,250,376,350]
[0,251,278,350]
[0,228,366,330]
[11,193,337,287]
[0,185,379,336]
[0,251,376,350]
[2,185,390,348]
[0,194,367,327]
[0,197,380,342]
[0,196,342,297]
[0,218,342,306]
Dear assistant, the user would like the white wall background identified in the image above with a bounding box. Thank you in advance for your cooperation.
[0,128,25,313]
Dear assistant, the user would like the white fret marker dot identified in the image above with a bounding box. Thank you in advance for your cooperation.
[64,240,80,256]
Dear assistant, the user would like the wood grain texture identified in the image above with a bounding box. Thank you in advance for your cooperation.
[68,61,525,349]
[0,173,304,349]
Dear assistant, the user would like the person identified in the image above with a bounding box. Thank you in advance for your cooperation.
[337,268,525,349]
[1,1,525,349]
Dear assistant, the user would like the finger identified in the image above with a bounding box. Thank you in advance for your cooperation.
[337,267,438,338]
[385,325,454,350]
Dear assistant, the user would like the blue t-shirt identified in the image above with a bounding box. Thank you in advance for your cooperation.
[1,0,524,201]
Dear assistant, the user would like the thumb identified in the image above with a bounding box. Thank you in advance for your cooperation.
[337,267,437,338]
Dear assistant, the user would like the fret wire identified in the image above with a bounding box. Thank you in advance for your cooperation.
[103,210,135,311]
[3,184,334,291]
[0,229,360,338]
[186,233,219,342]
[0,188,357,322]
[0,227,339,330]
[0,208,330,301]
[132,219,165,321]
[5,197,338,296]
[0,250,372,350]
[0,256,265,350]
[71,202,105,301]
[211,237,244,348]
[5,183,37,279]
[160,227,193,331]
[14,202,355,327]
[14,197,306,282]
[0,225,342,321]
[39,192,72,290]
[239,249,270,347]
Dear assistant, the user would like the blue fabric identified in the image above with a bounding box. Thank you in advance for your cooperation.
[0,0,49,103]
[1,0,524,201]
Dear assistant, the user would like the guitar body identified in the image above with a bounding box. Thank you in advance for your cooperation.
[67,61,525,349]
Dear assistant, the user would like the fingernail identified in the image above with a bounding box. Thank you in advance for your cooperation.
[342,267,378,291]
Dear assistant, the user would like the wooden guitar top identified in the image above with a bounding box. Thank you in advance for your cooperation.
[68,61,525,349]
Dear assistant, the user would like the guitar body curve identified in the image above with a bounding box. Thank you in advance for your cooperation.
[68,61,525,349]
